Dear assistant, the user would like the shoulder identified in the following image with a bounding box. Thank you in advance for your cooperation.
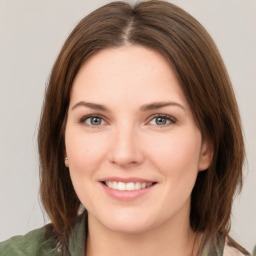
[200,233,251,256]
[0,225,58,256]
[223,237,251,256]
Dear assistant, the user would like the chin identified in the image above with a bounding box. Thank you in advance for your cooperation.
[93,208,159,235]
[104,219,152,234]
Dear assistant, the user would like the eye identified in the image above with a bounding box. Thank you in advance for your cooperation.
[149,115,176,126]
[80,115,106,127]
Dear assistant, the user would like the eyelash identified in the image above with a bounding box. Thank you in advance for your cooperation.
[79,114,176,128]
[148,114,176,127]
[79,114,107,128]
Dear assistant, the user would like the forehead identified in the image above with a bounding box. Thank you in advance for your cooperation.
[70,45,188,109]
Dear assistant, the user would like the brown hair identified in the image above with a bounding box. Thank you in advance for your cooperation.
[38,0,245,250]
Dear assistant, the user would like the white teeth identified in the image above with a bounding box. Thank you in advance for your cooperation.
[134,182,141,189]
[117,182,126,190]
[113,181,118,189]
[104,181,154,191]
[126,182,135,191]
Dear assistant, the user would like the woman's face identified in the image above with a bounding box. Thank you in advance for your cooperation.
[65,45,211,234]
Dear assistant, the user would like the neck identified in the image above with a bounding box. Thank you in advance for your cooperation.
[85,213,201,256]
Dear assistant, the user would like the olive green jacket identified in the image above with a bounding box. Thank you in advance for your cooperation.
[0,214,85,256]
[0,214,250,256]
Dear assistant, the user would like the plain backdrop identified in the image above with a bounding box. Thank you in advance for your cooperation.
[0,0,255,253]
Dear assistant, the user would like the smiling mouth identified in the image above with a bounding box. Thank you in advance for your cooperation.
[102,181,157,191]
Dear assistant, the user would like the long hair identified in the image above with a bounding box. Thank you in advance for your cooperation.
[38,0,245,249]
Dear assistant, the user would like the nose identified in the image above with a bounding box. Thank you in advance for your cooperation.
[108,124,144,168]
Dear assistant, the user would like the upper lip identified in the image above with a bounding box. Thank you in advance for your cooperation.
[100,177,157,183]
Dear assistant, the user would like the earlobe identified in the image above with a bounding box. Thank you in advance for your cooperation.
[198,139,213,172]
[64,148,69,167]
[65,156,69,167]
[63,148,69,168]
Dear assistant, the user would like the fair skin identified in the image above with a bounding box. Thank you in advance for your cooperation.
[65,45,212,256]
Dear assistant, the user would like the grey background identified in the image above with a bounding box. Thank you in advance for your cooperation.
[0,0,255,252]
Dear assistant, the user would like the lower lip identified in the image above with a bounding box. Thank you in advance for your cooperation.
[100,182,156,201]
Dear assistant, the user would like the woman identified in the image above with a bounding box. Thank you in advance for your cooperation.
[0,1,250,255]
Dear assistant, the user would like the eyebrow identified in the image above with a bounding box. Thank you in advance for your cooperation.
[71,101,185,112]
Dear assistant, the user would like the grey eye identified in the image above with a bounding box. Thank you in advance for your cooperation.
[85,116,103,126]
[155,116,168,125]
[149,115,175,126]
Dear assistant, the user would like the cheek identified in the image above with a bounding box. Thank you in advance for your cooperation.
[147,130,202,212]
[65,130,108,175]
[65,130,109,209]
[147,129,202,178]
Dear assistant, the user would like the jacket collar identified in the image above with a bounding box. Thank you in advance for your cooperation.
[68,213,87,256]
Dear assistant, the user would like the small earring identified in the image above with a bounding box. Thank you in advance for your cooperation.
[65,157,69,161]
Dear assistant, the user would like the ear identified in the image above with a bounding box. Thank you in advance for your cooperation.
[198,138,213,172]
